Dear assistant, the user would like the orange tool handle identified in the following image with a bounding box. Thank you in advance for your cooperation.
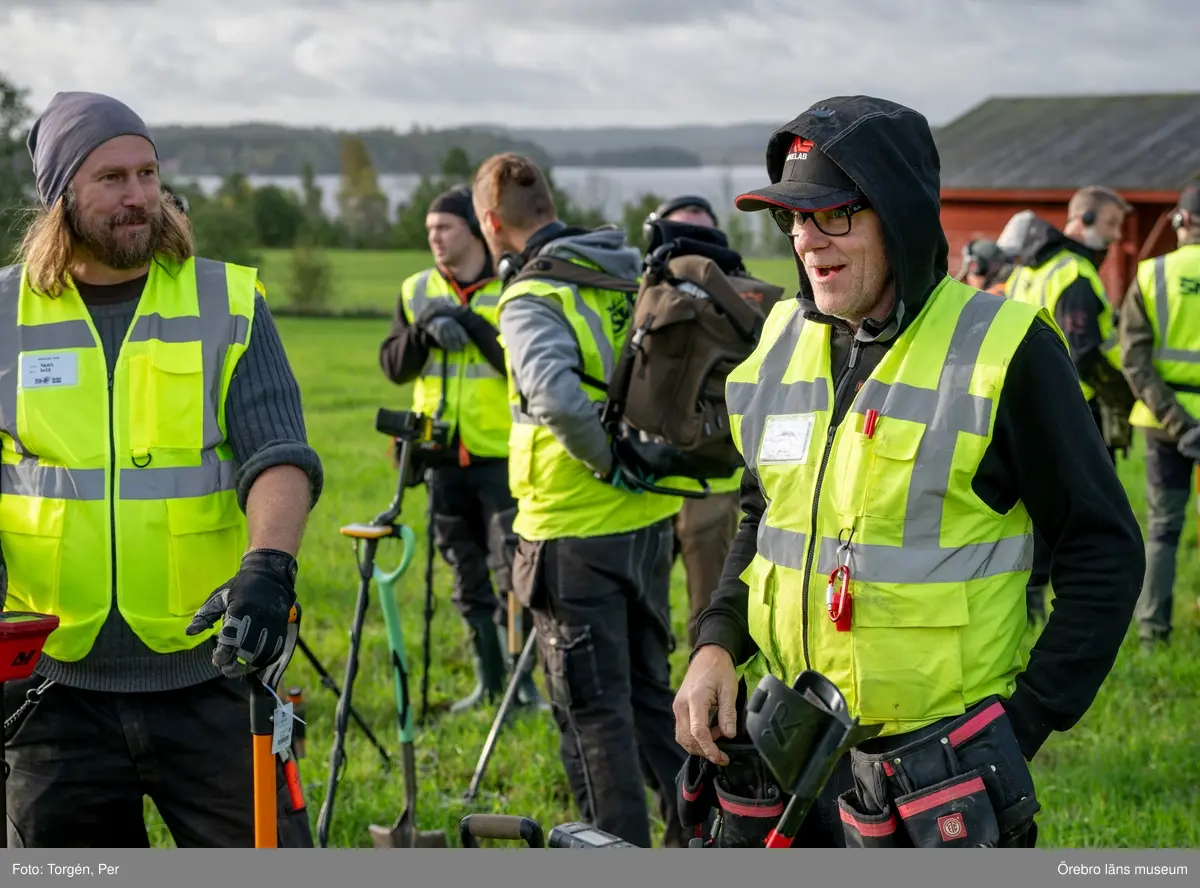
[253,734,277,848]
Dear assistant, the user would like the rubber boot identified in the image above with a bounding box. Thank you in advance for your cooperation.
[450,614,508,714]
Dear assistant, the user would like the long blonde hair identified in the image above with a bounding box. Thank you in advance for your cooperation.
[13,188,195,298]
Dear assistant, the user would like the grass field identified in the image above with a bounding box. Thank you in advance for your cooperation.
[252,247,802,313]
[145,250,1200,850]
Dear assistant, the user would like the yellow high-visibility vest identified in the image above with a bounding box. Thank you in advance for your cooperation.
[1006,249,1120,401]
[726,277,1060,738]
[0,257,255,662]
[497,260,681,541]
[399,268,509,458]
[1126,245,1200,429]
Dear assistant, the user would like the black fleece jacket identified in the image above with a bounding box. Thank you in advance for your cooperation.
[696,96,1145,762]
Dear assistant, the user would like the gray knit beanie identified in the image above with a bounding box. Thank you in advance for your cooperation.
[26,91,158,209]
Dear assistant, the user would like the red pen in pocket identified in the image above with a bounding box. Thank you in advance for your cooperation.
[863,408,879,438]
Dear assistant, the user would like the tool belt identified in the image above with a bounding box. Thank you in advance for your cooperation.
[836,695,1041,848]
[675,738,784,848]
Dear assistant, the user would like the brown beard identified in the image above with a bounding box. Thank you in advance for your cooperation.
[67,195,165,270]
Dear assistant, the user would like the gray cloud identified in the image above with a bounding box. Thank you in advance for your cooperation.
[1,0,1196,131]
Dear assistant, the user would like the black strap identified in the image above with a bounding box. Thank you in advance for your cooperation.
[507,255,641,294]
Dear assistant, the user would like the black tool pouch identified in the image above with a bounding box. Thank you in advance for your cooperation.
[893,769,1000,848]
[676,752,718,833]
[842,696,1041,849]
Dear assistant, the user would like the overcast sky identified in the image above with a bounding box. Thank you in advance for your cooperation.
[2,0,1195,132]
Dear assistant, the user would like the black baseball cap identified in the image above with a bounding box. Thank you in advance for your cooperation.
[735,135,864,213]
[1178,179,1200,215]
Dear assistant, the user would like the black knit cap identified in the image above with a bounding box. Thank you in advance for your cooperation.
[428,185,482,240]
[26,91,158,209]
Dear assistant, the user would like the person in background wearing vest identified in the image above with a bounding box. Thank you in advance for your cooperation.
[471,154,688,848]
[641,194,744,650]
[1003,186,1138,624]
[0,92,323,848]
[956,238,1011,295]
[379,186,543,712]
[672,95,1145,849]
[1118,178,1200,649]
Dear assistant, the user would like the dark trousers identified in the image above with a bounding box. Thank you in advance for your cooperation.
[511,518,687,848]
[428,460,517,625]
[4,674,313,848]
[673,491,740,649]
[1138,431,1195,641]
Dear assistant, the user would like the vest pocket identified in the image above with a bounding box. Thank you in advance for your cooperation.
[128,342,205,455]
[165,497,244,616]
[851,580,969,723]
[0,495,66,615]
[862,422,921,521]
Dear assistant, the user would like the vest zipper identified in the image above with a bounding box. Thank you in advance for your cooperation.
[798,338,861,672]
[108,368,117,601]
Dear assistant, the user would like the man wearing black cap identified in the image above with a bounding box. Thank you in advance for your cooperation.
[671,96,1144,849]
[1119,177,1200,648]
[1,91,323,847]
[379,185,543,712]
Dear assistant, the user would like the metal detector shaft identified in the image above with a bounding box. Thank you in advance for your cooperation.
[419,480,435,727]
[462,629,539,801]
[295,635,391,771]
[315,539,379,848]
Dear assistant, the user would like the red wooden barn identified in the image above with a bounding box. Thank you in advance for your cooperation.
[934,92,1200,309]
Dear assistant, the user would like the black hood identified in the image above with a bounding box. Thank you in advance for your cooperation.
[1017,220,1109,272]
[754,96,947,342]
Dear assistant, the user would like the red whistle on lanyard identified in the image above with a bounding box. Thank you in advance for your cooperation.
[826,565,853,632]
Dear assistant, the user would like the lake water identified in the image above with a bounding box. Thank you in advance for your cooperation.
[172,165,772,225]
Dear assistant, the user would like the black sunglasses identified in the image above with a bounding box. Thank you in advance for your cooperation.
[769,200,871,237]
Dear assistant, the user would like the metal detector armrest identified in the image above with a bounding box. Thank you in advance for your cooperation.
[458,814,545,848]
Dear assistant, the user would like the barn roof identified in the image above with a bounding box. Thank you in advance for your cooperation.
[934,92,1200,192]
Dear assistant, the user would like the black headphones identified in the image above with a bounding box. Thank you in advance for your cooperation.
[642,194,718,241]
[1171,210,1189,231]
[1081,209,1097,227]
[497,251,525,285]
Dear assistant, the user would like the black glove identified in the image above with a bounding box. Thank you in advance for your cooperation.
[423,315,470,351]
[1178,424,1200,461]
[186,548,298,678]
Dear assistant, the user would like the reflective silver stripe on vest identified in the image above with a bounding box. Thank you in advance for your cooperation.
[406,269,432,317]
[565,283,615,381]
[510,404,538,425]
[1039,255,1075,308]
[125,257,247,450]
[0,461,106,501]
[120,451,236,500]
[0,259,248,502]
[1151,254,1200,364]
[0,265,29,455]
[728,308,828,475]
[419,362,504,381]
[752,291,1032,582]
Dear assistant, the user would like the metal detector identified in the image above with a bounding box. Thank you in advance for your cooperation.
[744,670,881,848]
[313,406,450,849]
[0,611,59,850]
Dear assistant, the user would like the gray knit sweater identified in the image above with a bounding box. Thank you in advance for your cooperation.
[20,271,324,693]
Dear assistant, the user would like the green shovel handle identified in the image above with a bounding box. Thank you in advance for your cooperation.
[372,524,417,584]
[372,524,418,744]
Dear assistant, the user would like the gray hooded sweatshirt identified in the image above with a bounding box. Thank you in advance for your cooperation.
[497,227,643,478]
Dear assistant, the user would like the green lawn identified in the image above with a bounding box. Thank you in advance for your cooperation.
[146,311,1200,849]
[253,247,800,315]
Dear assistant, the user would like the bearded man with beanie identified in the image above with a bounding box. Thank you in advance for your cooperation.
[1,91,323,847]
[379,185,544,713]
